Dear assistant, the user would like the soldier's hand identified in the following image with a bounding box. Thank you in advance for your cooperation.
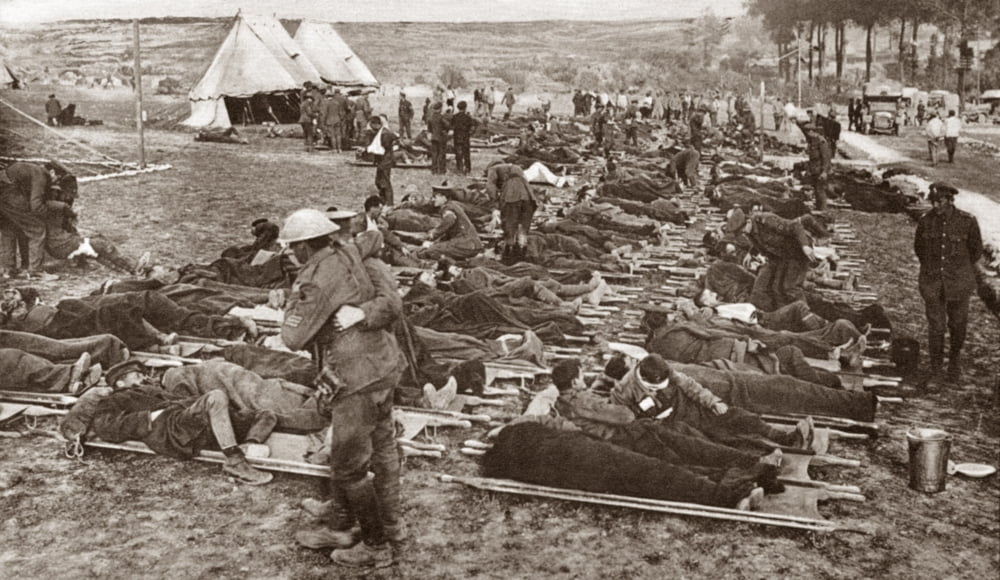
[267,289,286,310]
[333,305,365,331]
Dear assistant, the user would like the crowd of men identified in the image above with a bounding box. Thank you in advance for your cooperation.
[4,74,993,574]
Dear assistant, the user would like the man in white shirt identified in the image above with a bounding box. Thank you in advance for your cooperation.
[925,111,944,166]
[782,100,798,134]
[943,109,962,163]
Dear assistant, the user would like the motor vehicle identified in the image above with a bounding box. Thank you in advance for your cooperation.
[861,82,903,135]
[901,87,926,125]
[977,89,1000,124]
[927,90,960,116]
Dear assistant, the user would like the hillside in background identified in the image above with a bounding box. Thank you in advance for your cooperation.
[0,16,973,96]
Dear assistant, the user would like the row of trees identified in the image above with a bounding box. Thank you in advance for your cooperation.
[748,0,1000,100]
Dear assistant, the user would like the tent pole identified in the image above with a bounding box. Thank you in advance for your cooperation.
[133,20,146,169]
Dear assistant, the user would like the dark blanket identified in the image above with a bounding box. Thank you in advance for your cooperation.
[177,254,294,289]
[221,344,317,386]
[482,422,756,508]
[98,279,270,316]
[671,363,877,422]
[404,286,581,344]
[708,184,809,219]
[593,196,689,225]
[598,178,675,204]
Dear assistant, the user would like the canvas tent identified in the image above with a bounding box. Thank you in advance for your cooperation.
[183,13,322,128]
[293,21,378,89]
[183,14,379,129]
[0,57,21,89]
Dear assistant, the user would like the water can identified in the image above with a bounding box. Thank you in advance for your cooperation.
[906,428,951,493]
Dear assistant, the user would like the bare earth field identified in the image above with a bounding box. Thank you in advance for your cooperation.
[1,68,999,580]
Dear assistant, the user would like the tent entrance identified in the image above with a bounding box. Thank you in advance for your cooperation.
[223,91,301,125]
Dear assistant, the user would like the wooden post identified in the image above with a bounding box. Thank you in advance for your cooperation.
[758,80,765,162]
[133,19,146,169]
[796,28,802,107]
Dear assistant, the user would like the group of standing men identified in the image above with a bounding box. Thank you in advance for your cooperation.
[799,109,839,212]
[0,161,67,281]
[423,98,480,176]
[298,81,373,153]
[924,110,963,166]
[572,89,727,125]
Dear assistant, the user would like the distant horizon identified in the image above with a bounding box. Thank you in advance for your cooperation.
[0,0,746,26]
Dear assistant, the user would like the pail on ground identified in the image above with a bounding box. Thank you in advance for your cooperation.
[906,428,951,493]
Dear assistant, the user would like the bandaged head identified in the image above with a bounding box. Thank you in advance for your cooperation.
[637,354,671,391]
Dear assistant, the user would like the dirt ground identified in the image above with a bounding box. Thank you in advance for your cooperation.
[1,84,998,579]
[860,125,1000,204]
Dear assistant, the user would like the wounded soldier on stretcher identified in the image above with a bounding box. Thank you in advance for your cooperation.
[432,258,612,309]
[699,261,893,333]
[0,287,257,350]
[677,293,870,367]
[64,360,277,485]
[484,357,812,509]
[1,330,126,394]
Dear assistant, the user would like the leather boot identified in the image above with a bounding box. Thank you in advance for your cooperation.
[331,476,391,569]
[946,351,962,383]
[501,245,515,266]
[295,486,360,550]
[372,452,402,547]
[927,334,944,375]
[514,244,528,264]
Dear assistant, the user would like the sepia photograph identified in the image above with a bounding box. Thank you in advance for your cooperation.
[0,0,998,577]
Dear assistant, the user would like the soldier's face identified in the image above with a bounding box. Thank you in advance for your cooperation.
[931,197,953,215]
[115,371,146,390]
[289,241,312,264]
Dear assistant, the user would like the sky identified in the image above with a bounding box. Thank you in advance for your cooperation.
[0,0,746,25]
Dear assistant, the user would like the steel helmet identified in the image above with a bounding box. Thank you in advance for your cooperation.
[279,208,340,244]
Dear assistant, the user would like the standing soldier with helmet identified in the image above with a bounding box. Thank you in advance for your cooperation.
[280,209,406,570]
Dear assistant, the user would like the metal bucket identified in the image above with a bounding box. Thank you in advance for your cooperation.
[907,428,951,493]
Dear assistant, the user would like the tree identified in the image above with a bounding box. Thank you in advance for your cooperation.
[918,0,999,103]
[748,0,808,83]
[688,9,730,69]
[847,1,899,82]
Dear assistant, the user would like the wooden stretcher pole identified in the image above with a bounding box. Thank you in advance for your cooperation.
[440,474,849,533]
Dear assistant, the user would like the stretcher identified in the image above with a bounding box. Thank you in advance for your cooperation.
[347,160,431,169]
[440,474,871,534]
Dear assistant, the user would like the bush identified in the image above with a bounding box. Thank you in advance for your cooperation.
[438,64,467,89]
[488,62,528,91]
[542,58,579,86]
[575,68,602,91]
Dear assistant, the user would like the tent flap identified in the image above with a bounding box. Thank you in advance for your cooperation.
[293,21,379,88]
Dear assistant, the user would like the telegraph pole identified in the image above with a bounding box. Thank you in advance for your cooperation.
[758,81,765,162]
[133,19,146,168]
[796,28,802,107]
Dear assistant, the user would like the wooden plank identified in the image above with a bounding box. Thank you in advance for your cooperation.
[85,439,329,478]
